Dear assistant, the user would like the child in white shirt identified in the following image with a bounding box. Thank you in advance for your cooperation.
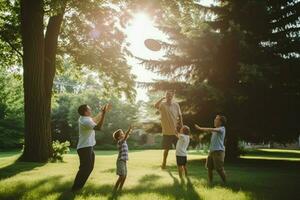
[175,125,191,179]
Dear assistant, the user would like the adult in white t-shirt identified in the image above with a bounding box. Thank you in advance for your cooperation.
[72,103,111,191]
[155,90,183,169]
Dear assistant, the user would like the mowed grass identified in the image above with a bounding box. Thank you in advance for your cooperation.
[0,149,300,200]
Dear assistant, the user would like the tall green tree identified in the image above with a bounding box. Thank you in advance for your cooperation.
[0,0,136,161]
[137,0,300,158]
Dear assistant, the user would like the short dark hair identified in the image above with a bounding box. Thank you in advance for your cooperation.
[217,115,227,126]
[113,129,122,141]
[78,104,88,116]
[182,125,190,135]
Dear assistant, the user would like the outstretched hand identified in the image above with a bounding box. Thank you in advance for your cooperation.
[101,103,112,113]
[194,124,202,130]
[127,124,133,134]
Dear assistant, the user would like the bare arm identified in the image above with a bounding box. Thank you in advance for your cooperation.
[94,104,112,131]
[194,124,222,133]
[92,112,102,124]
[177,103,183,128]
[121,125,133,142]
[154,97,165,109]
[178,114,183,128]
[93,103,112,123]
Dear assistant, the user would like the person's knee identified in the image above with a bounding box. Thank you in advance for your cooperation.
[216,168,225,174]
[163,150,169,157]
[80,162,90,170]
[86,163,94,173]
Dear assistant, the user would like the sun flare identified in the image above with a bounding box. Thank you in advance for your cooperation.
[124,12,168,101]
[125,12,166,59]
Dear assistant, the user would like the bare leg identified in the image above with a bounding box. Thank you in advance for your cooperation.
[216,168,227,184]
[113,176,123,192]
[161,149,169,169]
[118,176,127,191]
[208,168,213,185]
[178,166,183,179]
[183,165,188,177]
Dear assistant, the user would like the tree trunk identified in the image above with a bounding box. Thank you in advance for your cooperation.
[20,0,65,162]
[44,10,65,159]
[225,128,241,161]
[20,0,49,162]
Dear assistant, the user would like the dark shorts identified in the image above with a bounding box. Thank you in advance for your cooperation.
[176,156,187,166]
[162,135,178,149]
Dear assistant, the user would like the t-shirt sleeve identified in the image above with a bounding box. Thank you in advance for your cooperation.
[215,127,225,134]
[179,134,185,141]
[80,118,97,129]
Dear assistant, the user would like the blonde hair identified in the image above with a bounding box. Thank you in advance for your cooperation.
[113,129,122,140]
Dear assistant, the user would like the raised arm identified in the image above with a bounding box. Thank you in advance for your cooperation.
[194,124,222,133]
[92,111,102,124]
[121,125,133,141]
[178,104,183,128]
[154,97,165,109]
[94,104,112,131]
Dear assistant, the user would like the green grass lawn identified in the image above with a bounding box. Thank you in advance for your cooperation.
[0,149,300,200]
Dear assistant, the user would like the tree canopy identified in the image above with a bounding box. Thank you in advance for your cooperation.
[137,0,300,158]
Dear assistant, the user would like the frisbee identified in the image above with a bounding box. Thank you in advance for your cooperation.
[144,39,161,51]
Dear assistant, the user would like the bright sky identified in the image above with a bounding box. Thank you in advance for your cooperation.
[125,0,214,101]
[125,13,167,101]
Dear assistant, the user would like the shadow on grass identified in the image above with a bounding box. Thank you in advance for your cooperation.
[101,168,115,173]
[244,149,300,159]
[104,173,203,200]
[182,157,300,200]
[68,173,202,200]
[0,149,22,158]
[2,151,299,200]
[57,183,113,200]
[167,171,202,200]
[0,174,109,200]
[0,175,65,200]
[0,171,234,200]
[0,160,46,180]
[229,157,300,169]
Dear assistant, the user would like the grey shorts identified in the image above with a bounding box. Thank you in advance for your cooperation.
[116,160,127,176]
